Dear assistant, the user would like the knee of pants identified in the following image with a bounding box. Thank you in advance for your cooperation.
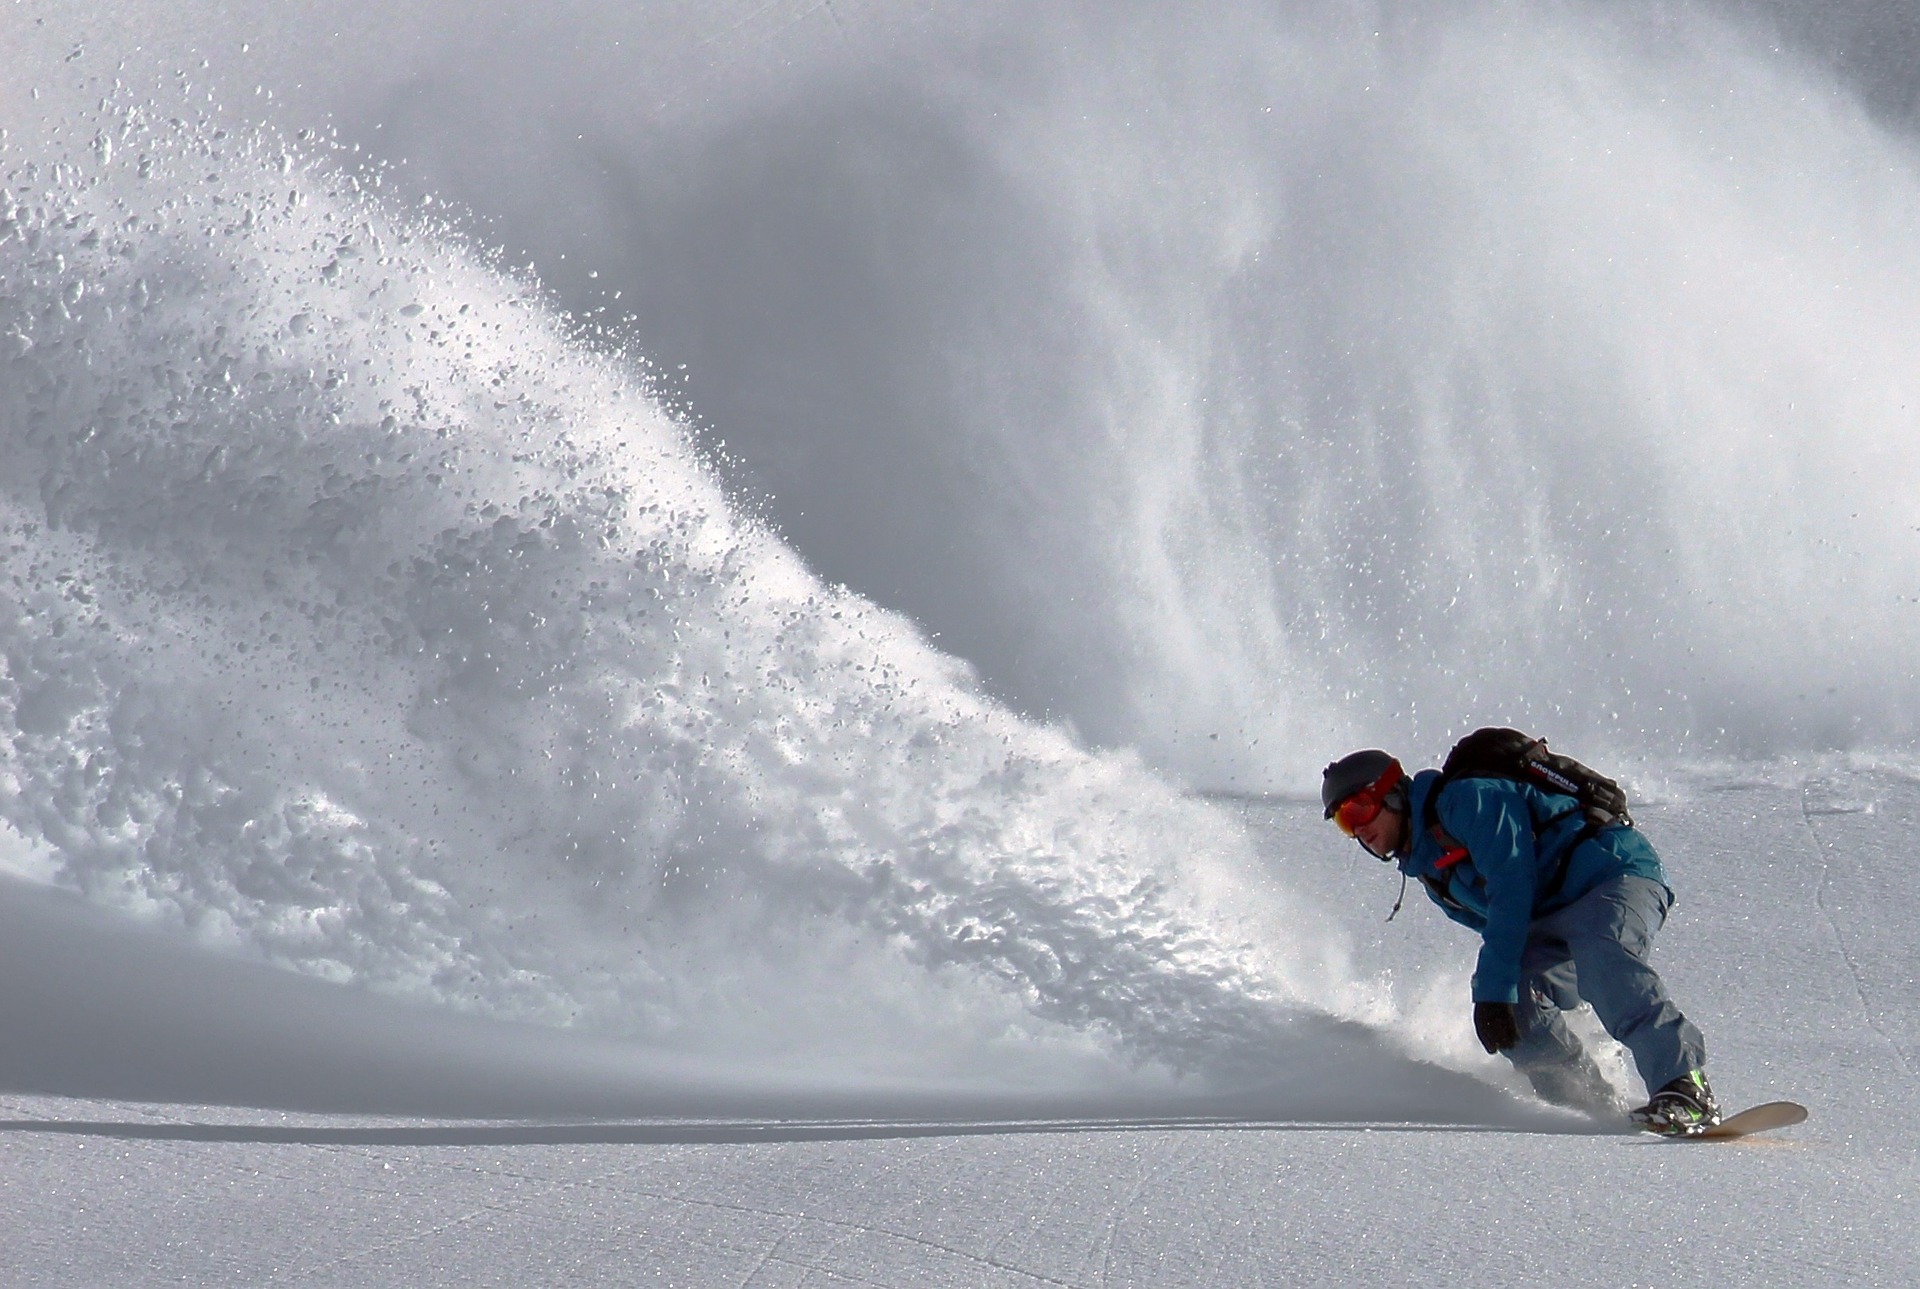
[1510,1007,1584,1066]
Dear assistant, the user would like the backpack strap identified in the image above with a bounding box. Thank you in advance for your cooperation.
[1420,870,1469,917]
[1424,779,1604,905]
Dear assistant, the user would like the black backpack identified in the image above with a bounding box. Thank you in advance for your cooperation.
[1419,727,1633,902]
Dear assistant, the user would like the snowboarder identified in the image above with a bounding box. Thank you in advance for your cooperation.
[1321,746,1718,1133]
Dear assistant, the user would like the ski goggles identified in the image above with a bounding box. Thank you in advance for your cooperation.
[1328,763,1405,837]
[1330,787,1389,837]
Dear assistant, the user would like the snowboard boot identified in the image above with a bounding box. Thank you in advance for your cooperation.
[1630,1070,1721,1137]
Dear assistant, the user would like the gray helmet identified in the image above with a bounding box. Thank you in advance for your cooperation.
[1321,749,1403,818]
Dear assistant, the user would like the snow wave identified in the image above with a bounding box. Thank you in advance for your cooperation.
[328,0,1920,784]
[16,0,1919,1112]
[0,101,1361,1089]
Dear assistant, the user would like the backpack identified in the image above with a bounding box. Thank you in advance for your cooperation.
[1419,727,1633,903]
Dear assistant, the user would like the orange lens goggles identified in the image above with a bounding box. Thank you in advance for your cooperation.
[1331,789,1385,837]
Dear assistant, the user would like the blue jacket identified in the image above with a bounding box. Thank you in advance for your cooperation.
[1400,769,1669,1004]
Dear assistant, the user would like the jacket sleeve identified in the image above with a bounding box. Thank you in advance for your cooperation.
[1436,779,1538,1005]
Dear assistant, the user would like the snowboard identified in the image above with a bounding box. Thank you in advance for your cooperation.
[1645,1100,1807,1141]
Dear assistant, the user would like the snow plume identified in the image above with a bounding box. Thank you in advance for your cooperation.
[0,101,1375,1094]
[311,0,1920,786]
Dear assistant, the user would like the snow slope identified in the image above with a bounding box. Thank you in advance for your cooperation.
[4,768,1916,1286]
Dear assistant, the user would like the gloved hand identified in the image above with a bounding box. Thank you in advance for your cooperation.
[1474,1001,1520,1054]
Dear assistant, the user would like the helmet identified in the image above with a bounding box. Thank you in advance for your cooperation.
[1321,749,1403,818]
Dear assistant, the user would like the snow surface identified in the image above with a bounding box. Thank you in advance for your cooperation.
[4,771,1917,1286]
[6,1,1920,1284]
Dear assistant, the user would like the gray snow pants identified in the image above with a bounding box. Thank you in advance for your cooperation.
[1507,873,1708,1097]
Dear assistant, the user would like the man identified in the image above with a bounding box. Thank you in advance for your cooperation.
[1321,747,1717,1134]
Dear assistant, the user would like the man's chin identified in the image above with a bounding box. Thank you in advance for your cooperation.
[1358,836,1397,862]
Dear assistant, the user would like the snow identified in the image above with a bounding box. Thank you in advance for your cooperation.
[6,1,1920,1284]
[3,1096,1894,1286]
[5,770,1918,1285]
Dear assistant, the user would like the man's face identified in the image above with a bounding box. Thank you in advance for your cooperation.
[1353,801,1406,859]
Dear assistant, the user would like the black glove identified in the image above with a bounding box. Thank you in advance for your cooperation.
[1473,1001,1520,1054]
